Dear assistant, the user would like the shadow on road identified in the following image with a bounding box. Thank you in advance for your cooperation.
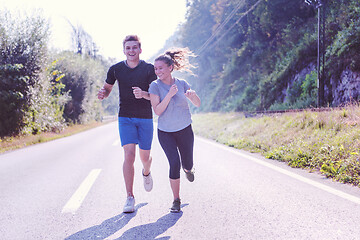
[65,203,147,240]
[116,204,188,240]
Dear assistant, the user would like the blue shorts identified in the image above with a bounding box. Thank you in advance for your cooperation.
[118,117,153,150]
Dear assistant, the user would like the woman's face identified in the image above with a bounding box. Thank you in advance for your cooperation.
[154,60,173,81]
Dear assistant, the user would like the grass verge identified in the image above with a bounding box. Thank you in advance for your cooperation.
[0,121,105,154]
[192,106,360,187]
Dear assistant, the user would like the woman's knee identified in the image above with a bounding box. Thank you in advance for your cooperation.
[169,161,181,179]
[169,169,181,179]
[182,159,193,171]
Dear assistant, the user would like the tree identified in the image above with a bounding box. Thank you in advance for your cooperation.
[0,9,53,136]
[0,64,28,136]
[68,22,99,58]
[54,51,106,124]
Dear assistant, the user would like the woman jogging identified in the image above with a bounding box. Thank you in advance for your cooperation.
[148,48,201,213]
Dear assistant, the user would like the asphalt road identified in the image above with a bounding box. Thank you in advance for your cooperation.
[1,121,360,240]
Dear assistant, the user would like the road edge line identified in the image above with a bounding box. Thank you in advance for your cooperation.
[197,136,360,205]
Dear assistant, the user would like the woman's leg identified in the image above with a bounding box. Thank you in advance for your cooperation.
[170,178,180,200]
[158,129,181,199]
[176,125,194,172]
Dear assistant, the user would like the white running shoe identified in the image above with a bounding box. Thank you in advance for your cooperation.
[142,171,153,192]
[123,196,135,213]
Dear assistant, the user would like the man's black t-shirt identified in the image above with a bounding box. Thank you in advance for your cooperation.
[106,60,157,119]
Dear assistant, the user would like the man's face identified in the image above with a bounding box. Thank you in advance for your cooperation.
[123,41,142,61]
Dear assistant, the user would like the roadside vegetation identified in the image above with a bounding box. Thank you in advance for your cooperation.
[192,105,360,187]
[0,9,118,139]
[0,121,106,154]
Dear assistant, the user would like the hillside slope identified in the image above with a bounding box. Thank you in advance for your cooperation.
[163,0,360,112]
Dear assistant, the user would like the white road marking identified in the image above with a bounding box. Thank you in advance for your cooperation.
[62,169,102,214]
[112,139,120,146]
[197,137,360,205]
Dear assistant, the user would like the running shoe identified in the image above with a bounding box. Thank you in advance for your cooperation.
[184,169,195,182]
[142,170,153,192]
[170,198,181,213]
[123,196,135,213]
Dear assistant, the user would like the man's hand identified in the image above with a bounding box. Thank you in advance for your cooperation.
[98,87,106,100]
[132,87,144,99]
[98,83,113,100]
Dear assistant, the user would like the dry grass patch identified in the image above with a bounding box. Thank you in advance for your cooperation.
[192,106,360,187]
[0,121,104,154]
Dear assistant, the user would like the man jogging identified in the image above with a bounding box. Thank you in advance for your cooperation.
[98,35,157,213]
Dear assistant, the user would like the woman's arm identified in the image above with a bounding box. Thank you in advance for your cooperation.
[150,84,178,116]
[185,89,201,107]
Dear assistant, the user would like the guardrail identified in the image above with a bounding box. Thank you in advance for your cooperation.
[101,115,117,122]
[243,107,346,118]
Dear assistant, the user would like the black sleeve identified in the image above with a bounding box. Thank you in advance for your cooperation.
[105,65,116,85]
[148,64,157,85]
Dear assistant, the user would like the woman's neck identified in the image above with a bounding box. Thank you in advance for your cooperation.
[162,76,174,85]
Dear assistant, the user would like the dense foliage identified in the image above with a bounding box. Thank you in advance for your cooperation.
[171,0,360,112]
[54,52,104,124]
[0,10,60,136]
[0,10,111,138]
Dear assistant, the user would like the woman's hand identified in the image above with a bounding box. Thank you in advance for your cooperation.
[185,89,196,98]
[168,84,178,97]
[185,89,201,107]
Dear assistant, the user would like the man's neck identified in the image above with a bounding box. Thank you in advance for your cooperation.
[126,59,140,68]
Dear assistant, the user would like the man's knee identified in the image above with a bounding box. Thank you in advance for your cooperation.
[123,144,136,163]
[139,149,151,162]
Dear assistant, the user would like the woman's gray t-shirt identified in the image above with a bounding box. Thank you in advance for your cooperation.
[149,78,192,132]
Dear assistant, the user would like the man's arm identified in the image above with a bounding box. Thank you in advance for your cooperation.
[132,87,150,100]
[98,83,113,100]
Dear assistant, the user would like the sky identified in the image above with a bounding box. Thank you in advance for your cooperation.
[0,0,188,61]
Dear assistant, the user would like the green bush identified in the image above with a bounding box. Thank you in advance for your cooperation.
[54,52,106,124]
[0,64,28,136]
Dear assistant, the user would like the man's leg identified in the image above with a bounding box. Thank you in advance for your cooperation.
[139,148,153,192]
[123,143,136,197]
[139,149,152,175]
[137,118,153,176]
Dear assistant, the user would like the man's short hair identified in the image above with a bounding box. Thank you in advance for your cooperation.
[123,35,141,48]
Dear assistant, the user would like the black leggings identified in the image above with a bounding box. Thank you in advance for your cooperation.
[158,125,194,179]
